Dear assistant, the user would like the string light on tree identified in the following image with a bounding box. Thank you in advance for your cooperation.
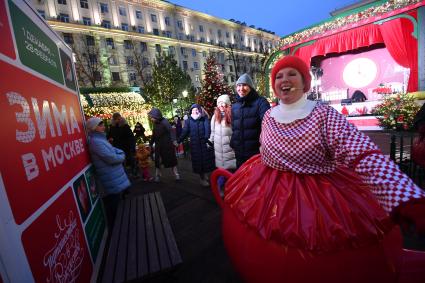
[197,56,233,116]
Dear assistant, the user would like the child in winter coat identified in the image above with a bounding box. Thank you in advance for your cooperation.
[135,144,153,181]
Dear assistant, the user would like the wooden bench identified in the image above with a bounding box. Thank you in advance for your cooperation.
[102,192,182,283]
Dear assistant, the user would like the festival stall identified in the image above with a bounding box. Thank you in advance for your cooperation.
[265,0,425,130]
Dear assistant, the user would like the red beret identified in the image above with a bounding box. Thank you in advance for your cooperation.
[271,56,311,94]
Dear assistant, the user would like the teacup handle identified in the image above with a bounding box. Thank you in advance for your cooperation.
[210,168,233,208]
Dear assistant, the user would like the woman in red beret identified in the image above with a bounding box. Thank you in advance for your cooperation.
[212,55,425,283]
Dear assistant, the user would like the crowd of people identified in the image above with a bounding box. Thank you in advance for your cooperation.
[85,57,425,281]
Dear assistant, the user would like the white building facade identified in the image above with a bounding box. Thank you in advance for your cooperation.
[30,0,280,89]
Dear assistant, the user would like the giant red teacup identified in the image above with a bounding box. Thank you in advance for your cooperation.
[210,168,425,283]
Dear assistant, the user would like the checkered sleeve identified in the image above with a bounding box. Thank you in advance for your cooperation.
[355,153,425,213]
[325,106,379,166]
[324,106,425,212]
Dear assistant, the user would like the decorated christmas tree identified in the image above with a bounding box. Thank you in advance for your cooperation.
[197,56,233,116]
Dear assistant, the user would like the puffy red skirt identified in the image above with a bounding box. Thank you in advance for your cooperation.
[219,154,402,283]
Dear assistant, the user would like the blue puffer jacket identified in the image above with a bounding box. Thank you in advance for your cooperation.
[88,131,130,195]
[178,114,215,174]
[231,89,270,167]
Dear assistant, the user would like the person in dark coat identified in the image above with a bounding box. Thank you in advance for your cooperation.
[107,112,137,176]
[178,104,215,186]
[231,73,270,168]
[133,122,146,143]
[148,108,180,182]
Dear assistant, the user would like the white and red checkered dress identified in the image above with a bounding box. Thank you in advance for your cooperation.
[224,103,425,252]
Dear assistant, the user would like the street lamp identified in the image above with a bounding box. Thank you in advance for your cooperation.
[182,90,188,115]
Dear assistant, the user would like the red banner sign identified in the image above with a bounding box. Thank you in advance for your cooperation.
[21,188,92,282]
[0,60,90,224]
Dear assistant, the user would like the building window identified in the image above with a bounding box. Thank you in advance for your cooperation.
[199,25,203,32]
[140,42,147,52]
[121,23,129,31]
[37,10,45,19]
[94,71,102,81]
[217,29,222,38]
[105,38,114,48]
[80,0,88,9]
[177,20,183,30]
[108,56,117,65]
[180,47,187,56]
[226,31,230,38]
[119,6,126,16]
[123,40,133,49]
[88,54,97,64]
[193,62,199,70]
[189,35,195,42]
[178,33,184,40]
[58,13,69,23]
[83,17,91,26]
[63,33,73,44]
[137,26,144,33]
[142,57,149,67]
[195,75,199,82]
[86,35,95,46]
[191,49,196,57]
[112,72,120,81]
[202,51,207,57]
[168,46,175,56]
[200,37,205,43]
[182,61,188,71]
[229,65,233,72]
[126,56,134,66]
[164,16,171,26]
[100,3,108,13]
[150,14,157,22]
[135,10,142,19]
[129,73,137,81]
[102,20,111,28]
[165,31,172,38]
[153,28,159,36]
[57,0,66,5]
[155,44,161,53]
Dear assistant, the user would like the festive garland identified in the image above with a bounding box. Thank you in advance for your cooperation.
[279,0,421,49]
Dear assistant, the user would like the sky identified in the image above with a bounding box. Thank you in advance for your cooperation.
[169,0,359,37]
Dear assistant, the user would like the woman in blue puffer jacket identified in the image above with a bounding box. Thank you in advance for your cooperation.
[86,117,130,229]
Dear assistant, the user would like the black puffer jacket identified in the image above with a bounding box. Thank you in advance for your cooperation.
[231,89,270,167]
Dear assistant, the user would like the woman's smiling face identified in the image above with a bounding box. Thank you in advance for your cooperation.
[274,67,305,105]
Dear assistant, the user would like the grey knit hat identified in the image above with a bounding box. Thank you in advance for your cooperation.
[236,73,254,89]
[86,117,102,132]
[148,108,163,120]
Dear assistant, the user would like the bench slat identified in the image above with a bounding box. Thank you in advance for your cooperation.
[114,198,131,283]
[144,195,161,273]
[126,198,138,281]
[137,196,149,278]
[102,200,124,283]
[150,193,172,269]
[102,193,181,282]
[154,192,182,265]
